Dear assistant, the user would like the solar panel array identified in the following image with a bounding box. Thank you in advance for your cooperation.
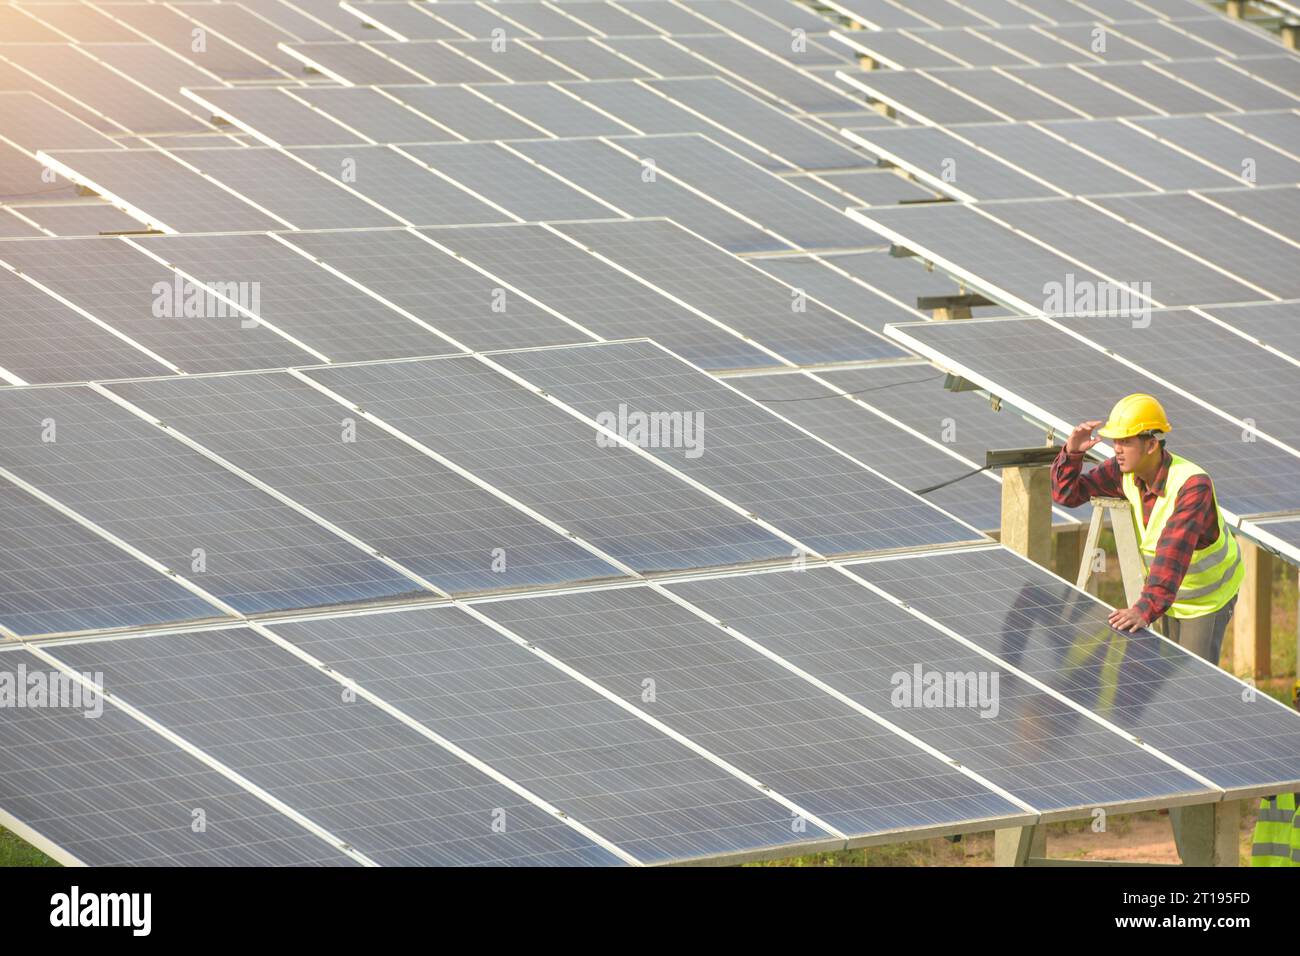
[825,0,1300,567]
[3,0,1299,868]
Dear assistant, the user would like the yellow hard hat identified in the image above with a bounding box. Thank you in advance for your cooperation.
[1097,393,1172,439]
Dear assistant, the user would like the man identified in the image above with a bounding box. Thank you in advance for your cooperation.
[1053,393,1243,664]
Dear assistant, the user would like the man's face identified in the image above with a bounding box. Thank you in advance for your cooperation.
[1112,435,1157,473]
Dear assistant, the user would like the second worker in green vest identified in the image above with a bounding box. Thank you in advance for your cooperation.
[1051,393,1243,662]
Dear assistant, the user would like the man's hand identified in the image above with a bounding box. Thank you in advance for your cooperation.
[1065,419,1104,456]
[1108,605,1147,632]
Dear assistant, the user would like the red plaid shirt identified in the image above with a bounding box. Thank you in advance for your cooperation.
[1052,447,1220,623]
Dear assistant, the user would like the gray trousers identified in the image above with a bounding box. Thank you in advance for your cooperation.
[1157,595,1237,666]
[1162,596,1237,862]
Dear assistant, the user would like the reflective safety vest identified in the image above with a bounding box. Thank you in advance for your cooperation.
[1121,454,1243,620]
[1251,793,1300,867]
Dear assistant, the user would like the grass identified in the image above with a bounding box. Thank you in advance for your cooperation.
[0,826,57,867]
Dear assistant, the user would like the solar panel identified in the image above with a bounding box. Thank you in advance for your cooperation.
[1217,109,1300,156]
[809,169,939,205]
[893,0,987,27]
[726,372,1010,531]
[556,218,905,364]
[1039,23,1157,63]
[107,372,626,595]
[103,4,283,80]
[442,38,580,81]
[288,144,509,226]
[82,42,224,116]
[924,28,1043,67]
[667,564,1211,812]
[1200,183,1300,244]
[833,29,967,70]
[277,227,587,350]
[1173,17,1294,58]
[820,0,933,30]
[425,222,775,369]
[473,82,635,136]
[838,69,1008,125]
[598,35,720,76]
[555,1,658,36]
[282,41,429,84]
[0,91,120,151]
[15,3,142,42]
[38,148,281,233]
[609,133,874,249]
[490,2,599,37]
[852,548,1300,795]
[301,355,795,573]
[479,582,1027,835]
[268,603,834,863]
[559,78,775,168]
[1231,54,1300,93]
[0,647,359,865]
[932,67,1085,120]
[646,76,866,170]
[131,232,468,362]
[614,0,715,34]
[427,1,541,39]
[816,365,1086,518]
[0,264,173,383]
[851,202,1113,313]
[802,246,998,311]
[344,0,464,40]
[1157,58,1300,111]
[290,86,461,143]
[679,0,848,66]
[955,121,1158,196]
[383,84,544,139]
[0,483,228,637]
[184,87,368,147]
[1128,115,1300,184]
[743,254,928,332]
[10,202,147,236]
[229,0,344,40]
[1094,191,1300,299]
[998,65,1155,118]
[1056,309,1300,447]
[492,340,982,555]
[49,629,624,866]
[509,136,789,253]
[1200,299,1300,364]
[973,24,1094,64]
[846,126,1059,200]
[677,34,859,113]
[403,141,621,220]
[1037,117,1244,189]
[524,37,650,78]
[981,196,1271,306]
[889,316,1300,516]
[1253,516,1300,552]
[1111,20,1221,59]
[0,385,428,614]
[0,44,209,134]
[178,0,318,71]
[0,210,44,236]
[0,237,320,373]
[167,146,402,230]
[1077,61,1240,114]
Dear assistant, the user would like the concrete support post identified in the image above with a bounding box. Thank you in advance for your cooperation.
[994,825,1044,867]
[1175,801,1241,867]
[1232,540,1272,680]
[1000,466,1053,569]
